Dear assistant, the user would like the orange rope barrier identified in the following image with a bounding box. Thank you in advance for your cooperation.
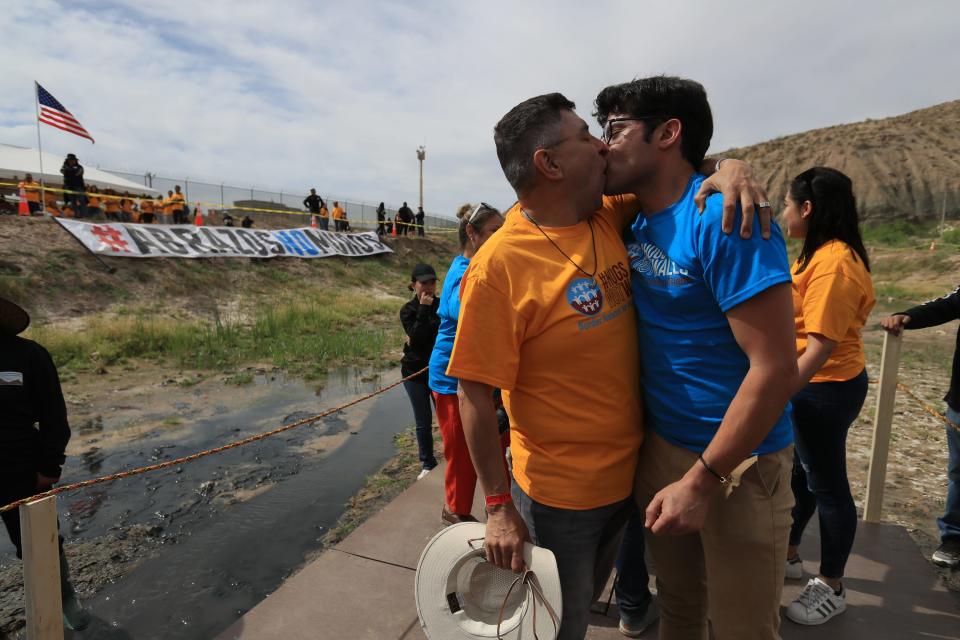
[0,366,428,514]
[896,380,960,433]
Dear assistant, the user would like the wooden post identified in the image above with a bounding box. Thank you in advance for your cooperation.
[20,496,63,639]
[863,331,903,522]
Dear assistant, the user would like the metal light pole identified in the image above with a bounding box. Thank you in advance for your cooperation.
[416,145,426,209]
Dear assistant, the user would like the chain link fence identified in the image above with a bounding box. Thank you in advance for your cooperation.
[100,168,458,232]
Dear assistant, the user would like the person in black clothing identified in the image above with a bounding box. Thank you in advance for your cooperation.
[397,202,414,236]
[399,263,441,479]
[376,202,387,236]
[415,206,426,237]
[303,188,324,217]
[241,215,254,228]
[0,297,90,630]
[882,286,960,569]
[60,153,86,218]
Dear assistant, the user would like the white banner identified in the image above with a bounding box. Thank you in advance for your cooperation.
[55,219,393,259]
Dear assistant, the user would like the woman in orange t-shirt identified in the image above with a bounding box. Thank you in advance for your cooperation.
[139,197,155,224]
[86,186,102,219]
[780,167,875,626]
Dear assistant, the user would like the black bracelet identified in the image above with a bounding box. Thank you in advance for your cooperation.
[698,454,728,485]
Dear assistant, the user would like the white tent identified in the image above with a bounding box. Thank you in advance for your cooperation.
[0,144,158,195]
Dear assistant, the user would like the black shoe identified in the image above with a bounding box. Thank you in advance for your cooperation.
[932,538,960,569]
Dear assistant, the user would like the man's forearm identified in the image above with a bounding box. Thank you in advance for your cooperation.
[458,380,510,496]
[699,363,796,482]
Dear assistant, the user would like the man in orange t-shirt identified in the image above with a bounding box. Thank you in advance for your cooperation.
[331,201,345,231]
[139,197,155,224]
[169,186,186,224]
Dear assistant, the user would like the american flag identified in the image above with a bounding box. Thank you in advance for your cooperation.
[36,83,95,143]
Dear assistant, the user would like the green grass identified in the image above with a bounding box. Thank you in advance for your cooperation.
[942,228,960,244]
[862,220,938,247]
[225,371,254,385]
[28,291,405,376]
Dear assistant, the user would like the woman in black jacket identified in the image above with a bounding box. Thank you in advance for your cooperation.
[400,263,441,478]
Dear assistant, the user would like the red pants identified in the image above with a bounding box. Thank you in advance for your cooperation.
[433,392,510,516]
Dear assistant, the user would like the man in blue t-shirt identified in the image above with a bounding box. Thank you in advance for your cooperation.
[596,77,799,639]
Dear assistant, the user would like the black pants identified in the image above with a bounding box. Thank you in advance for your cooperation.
[1,471,63,559]
[789,368,868,578]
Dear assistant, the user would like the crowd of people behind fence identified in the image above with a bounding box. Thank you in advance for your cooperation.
[1,156,432,236]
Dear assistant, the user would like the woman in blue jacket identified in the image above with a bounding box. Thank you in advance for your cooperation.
[428,203,504,524]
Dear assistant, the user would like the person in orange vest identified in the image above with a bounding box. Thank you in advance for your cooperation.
[85,186,102,219]
[332,201,346,232]
[103,192,122,221]
[17,174,41,215]
[170,185,186,223]
[317,202,330,230]
[44,191,61,217]
[139,196,156,224]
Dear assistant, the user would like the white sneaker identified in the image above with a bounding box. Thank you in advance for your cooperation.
[785,555,804,580]
[416,468,431,481]
[785,577,846,625]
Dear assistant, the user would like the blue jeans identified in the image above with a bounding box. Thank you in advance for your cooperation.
[789,369,868,579]
[939,407,960,543]
[614,510,653,621]
[402,377,436,470]
[512,481,633,640]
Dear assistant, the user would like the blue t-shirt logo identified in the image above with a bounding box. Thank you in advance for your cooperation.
[567,278,604,316]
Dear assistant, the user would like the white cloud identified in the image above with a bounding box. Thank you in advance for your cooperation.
[1,0,957,216]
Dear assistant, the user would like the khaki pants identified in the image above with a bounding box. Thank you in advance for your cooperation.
[635,432,794,640]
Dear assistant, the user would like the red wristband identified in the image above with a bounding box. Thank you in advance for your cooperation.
[484,492,513,508]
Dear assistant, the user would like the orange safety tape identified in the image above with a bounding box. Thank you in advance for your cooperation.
[0,366,428,514]
[896,380,960,433]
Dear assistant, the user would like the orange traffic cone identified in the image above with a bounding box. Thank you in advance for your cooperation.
[391,222,397,237]
[194,202,203,226]
[17,187,30,216]
[311,214,318,228]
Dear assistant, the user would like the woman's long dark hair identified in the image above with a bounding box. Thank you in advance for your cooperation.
[790,167,870,274]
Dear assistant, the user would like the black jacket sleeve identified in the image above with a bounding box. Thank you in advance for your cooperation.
[898,286,960,330]
[401,299,437,349]
[32,345,70,478]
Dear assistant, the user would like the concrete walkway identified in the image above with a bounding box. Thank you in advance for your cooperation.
[219,464,960,639]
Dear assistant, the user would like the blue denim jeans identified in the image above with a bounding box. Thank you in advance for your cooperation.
[614,510,654,621]
[402,377,437,470]
[789,368,868,579]
[939,407,960,543]
[512,481,633,640]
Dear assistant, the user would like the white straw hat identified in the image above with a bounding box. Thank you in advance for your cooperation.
[415,522,562,640]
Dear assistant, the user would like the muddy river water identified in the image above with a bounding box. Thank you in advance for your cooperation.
[0,368,412,639]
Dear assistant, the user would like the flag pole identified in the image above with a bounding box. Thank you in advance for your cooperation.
[34,81,47,213]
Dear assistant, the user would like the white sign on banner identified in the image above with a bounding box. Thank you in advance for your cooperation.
[55,219,393,259]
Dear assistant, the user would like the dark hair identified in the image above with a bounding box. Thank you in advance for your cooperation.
[455,203,502,249]
[789,167,870,273]
[494,93,576,195]
[593,75,713,168]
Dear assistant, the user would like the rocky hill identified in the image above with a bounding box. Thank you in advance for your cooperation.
[722,100,960,222]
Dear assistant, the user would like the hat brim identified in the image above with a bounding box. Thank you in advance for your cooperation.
[413,274,437,283]
[0,297,29,336]
[415,522,561,640]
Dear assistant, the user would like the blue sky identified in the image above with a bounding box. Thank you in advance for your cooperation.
[2,0,958,217]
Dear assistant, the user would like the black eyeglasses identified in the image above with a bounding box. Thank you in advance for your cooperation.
[601,116,662,144]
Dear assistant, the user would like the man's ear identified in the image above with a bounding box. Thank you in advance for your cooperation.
[532,148,564,183]
[658,118,682,151]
